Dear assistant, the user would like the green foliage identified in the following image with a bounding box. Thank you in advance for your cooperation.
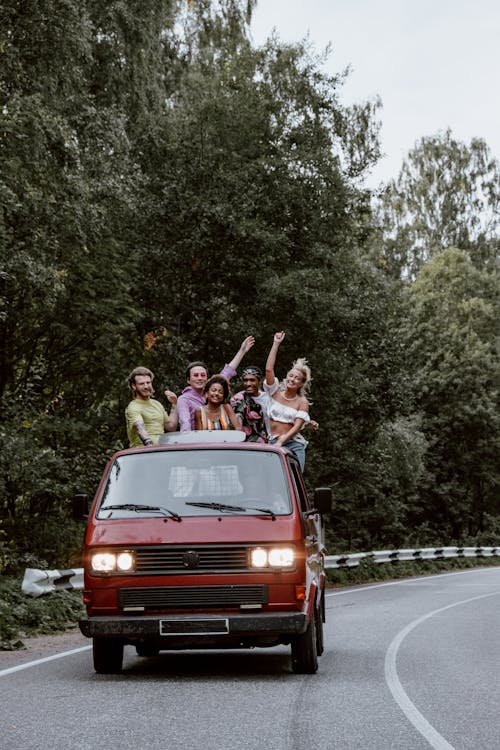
[403,248,500,538]
[0,575,85,650]
[374,130,500,279]
[1,0,499,567]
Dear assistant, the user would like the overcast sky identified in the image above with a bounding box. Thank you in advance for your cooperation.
[251,0,500,187]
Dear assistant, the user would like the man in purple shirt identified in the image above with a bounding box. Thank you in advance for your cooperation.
[177,335,255,431]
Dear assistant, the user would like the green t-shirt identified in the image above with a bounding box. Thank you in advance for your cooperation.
[125,398,169,447]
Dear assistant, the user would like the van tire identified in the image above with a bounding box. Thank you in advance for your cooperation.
[93,637,124,674]
[291,616,318,674]
[315,601,324,657]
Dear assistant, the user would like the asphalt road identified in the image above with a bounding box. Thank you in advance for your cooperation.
[1,567,499,750]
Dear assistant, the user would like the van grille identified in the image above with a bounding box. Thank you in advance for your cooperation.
[134,545,250,574]
[118,584,268,610]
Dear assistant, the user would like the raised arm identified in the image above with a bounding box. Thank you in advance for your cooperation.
[265,331,285,386]
[164,390,179,432]
[227,335,255,371]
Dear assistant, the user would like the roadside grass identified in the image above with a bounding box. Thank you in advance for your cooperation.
[0,575,85,650]
[1,556,498,650]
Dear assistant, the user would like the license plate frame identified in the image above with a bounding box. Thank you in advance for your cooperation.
[159,618,229,636]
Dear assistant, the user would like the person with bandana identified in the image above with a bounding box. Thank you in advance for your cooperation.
[231,364,319,445]
[230,366,269,443]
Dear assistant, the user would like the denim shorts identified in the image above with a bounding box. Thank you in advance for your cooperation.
[269,436,307,471]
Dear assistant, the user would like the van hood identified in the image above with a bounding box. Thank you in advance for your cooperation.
[88,515,302,547]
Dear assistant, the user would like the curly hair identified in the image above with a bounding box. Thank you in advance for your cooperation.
[203,374,230,402]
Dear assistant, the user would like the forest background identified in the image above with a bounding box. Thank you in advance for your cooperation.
[1,0,500,575]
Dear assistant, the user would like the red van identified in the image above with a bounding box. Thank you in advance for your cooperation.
[76,432,331,674]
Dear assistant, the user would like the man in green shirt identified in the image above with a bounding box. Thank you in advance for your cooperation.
[125,367,179,447]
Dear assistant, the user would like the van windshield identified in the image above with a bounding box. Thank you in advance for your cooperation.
[97,449,291,518]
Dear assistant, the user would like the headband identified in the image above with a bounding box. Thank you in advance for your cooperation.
[242,366,262,378]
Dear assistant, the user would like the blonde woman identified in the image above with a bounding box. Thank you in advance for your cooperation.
[264,332,311,471]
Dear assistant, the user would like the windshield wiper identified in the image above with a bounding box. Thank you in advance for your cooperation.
[100,503,182,521]
[184,501,276,518]
[185,501,247,513]
[246,506,276,519]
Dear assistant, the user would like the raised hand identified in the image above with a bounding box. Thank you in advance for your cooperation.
[240,335,255,353]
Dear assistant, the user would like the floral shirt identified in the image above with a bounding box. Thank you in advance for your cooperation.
[230,391,268,443]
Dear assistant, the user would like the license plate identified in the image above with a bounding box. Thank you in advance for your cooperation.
[159,618,229,636]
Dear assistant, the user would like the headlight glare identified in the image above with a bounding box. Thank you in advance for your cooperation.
[116,551,135,572]
[250,546,295,569]
[268,547,294,567]
[90,550,136,574]
[250,547,268,568]
[91,552,116,573]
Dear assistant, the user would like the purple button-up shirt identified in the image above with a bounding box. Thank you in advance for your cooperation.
[177,364,236,431]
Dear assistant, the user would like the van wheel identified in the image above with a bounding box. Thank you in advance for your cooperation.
[93,637,124,674]
[291,616,318,674]
[315,602,324,657]
[136,641,160,657]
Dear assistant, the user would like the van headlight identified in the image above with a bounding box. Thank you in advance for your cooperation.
[90,550,136,574]
[250,547,295,569]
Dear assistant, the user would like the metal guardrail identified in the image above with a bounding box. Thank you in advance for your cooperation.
[21,547,500,595]
[325,546,500,568]
[22,568,84,597]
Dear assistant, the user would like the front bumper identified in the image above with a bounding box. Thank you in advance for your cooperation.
[79,612,308,648]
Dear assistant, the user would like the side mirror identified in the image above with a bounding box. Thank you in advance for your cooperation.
[72,493,89,521]
[313,487,332,515]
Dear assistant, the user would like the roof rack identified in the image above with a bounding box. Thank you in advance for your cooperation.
[158,431,246,445]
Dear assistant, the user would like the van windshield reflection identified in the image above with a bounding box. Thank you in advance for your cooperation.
[97,449,291,519]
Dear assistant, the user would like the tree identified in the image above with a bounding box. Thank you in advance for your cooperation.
[403,247,500,539]
[132,15,382,380]
[128,10,417,554]
[374,130,500,280]
[1,0,414,562]
[0,0,155,549]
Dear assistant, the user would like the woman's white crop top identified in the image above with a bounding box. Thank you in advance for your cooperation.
[264,378,310,425]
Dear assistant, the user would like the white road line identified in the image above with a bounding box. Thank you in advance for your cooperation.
[0,646,91,678]
[325,566,500,597]
[2,570,497,679]
[384,591,500,750]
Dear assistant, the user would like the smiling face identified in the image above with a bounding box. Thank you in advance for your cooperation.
[188,366,208,391]
[206,382,225,405]
[242,374,261,397]
[285,368,306,393]
[132,375,153,400]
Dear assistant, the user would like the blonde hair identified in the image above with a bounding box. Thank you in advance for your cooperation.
[282,357,312,400]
